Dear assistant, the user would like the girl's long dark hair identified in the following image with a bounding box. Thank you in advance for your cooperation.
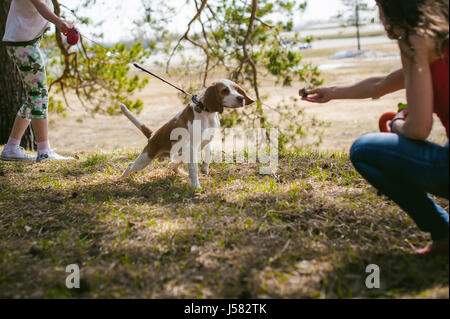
[376,0,449,57]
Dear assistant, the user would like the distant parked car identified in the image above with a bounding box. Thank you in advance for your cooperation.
[281,39,293,46]
[299,42,312,50]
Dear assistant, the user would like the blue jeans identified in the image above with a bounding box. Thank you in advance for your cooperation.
[350,133,449,241]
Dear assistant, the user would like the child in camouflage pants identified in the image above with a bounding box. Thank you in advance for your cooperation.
[1,0,73,162]
[7,43,49,120]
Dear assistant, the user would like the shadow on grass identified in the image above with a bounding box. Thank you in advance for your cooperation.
[0,157,448,298]
[321,251,449,298]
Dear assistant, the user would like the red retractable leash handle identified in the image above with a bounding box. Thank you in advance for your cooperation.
[378,112,396,133]
[63,27,79,46]
[378,103,408,133]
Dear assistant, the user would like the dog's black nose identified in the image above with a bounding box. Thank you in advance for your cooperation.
[236,96,244,103]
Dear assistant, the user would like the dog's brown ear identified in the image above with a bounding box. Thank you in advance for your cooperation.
[234,84,255,105]
[203,82,224,114]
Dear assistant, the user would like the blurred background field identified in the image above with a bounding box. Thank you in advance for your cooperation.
[47,36,447,155]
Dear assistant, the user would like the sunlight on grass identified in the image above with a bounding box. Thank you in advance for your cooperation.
[0,149,448,298]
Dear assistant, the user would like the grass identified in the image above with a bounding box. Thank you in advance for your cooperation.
[0,148,448,298]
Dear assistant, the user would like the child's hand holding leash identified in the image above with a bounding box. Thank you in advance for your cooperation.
[56,19,73,34]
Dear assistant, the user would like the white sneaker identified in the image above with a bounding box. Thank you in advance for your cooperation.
[36,149,74,163]
[0,145,36,162]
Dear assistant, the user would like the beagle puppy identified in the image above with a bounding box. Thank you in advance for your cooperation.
[119,80,255,189]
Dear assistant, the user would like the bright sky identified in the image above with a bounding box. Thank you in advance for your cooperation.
[66,0,347,43]
[295,0,342,26]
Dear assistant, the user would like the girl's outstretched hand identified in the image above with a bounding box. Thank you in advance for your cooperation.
[300,87,334,104]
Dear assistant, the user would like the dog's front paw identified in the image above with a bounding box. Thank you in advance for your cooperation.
[120,163,133,179]
[191,182,202,190]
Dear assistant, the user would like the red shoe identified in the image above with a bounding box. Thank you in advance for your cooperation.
[415,234,449,256]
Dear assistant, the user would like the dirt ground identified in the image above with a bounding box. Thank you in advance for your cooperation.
[47,41,448,154]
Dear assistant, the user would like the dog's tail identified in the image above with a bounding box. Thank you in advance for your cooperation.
[119,103,153,139]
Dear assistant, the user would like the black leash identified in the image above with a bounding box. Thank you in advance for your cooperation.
[77,32,207,112]
[132,63,191,97]
[132,63,206,112]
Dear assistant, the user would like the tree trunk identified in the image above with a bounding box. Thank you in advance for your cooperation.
[0,0,35,150]
[356,1,361,51]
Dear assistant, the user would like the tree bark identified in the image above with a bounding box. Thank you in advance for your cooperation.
[0,0,35,150]
[356,1,361,51]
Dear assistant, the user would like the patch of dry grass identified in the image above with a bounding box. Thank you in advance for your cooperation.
[0,149,448,298]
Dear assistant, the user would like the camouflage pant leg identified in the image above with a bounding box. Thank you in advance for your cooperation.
[6,44,49,120]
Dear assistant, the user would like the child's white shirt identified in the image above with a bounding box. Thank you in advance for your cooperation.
[2,0,54,43]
